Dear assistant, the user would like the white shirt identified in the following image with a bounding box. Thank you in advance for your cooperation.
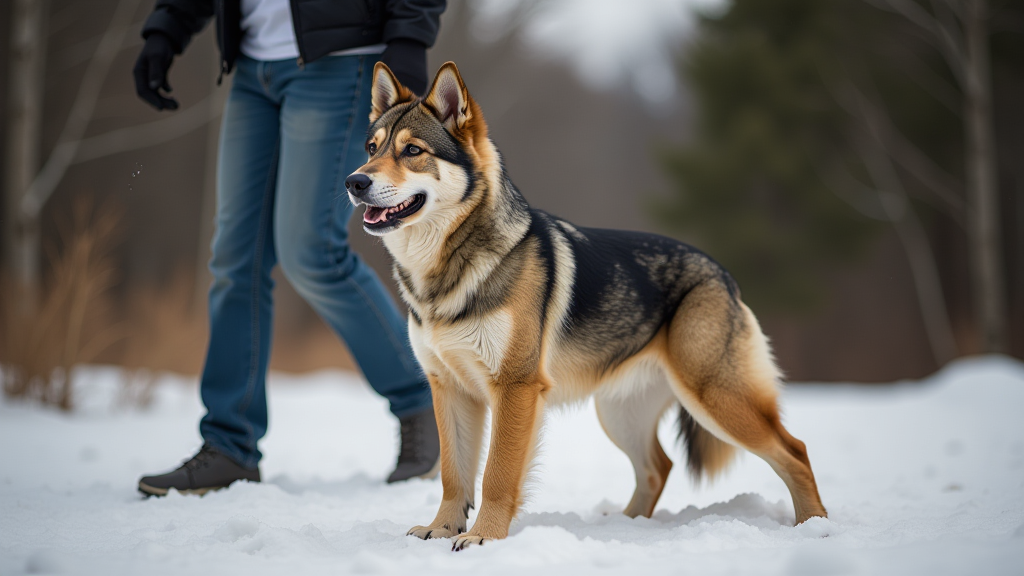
[240,0,385,61]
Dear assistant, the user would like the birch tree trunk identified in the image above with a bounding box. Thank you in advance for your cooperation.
[962,0,1007,353]
[13,0,138,303]
[5,0,47,309]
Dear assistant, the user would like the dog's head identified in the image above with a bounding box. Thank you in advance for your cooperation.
[346,61,492,237]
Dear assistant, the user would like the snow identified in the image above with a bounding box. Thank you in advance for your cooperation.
[2,356,1023,575]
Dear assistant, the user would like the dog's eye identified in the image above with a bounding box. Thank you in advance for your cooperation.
[405,145,422,156]
[367,142,377,155]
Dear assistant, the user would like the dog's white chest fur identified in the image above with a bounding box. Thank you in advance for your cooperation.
[409,310,514,398]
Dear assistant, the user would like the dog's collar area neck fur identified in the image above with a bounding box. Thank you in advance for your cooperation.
[391,177,531,316]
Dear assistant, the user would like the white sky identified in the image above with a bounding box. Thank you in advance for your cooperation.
[472,0,727,104]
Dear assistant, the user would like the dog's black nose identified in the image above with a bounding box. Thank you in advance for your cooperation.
[345,173,372,197]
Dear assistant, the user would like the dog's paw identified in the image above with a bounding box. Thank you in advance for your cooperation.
[451,534,491,551]
[407,524,462,540]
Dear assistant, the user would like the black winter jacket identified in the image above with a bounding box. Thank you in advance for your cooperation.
[142,0,445,79]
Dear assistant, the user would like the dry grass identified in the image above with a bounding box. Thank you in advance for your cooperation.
[1,199,122,411]
[114,269,208,408]
[1,201,361,413]
[117,271,358,378]
[121,270,207,372]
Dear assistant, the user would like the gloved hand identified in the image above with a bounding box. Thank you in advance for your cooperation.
[133,32,179,111]
[381,38,428,95]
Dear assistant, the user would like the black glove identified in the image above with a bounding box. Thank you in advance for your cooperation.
[133,33,179,111]
[381,39,428,95]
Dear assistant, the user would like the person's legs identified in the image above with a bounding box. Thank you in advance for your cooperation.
[197,56,281,469]
[270,55,431,418]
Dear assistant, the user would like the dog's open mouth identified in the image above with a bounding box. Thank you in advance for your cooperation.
[362,194,426,230]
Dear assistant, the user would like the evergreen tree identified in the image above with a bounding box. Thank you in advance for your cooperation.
[658,0,960,314]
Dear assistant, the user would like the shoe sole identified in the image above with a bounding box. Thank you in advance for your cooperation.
[138,481,227,497]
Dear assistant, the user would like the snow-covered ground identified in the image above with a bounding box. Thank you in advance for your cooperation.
[1,356,1023,575]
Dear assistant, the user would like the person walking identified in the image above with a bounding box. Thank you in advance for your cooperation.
[133,0,446,495]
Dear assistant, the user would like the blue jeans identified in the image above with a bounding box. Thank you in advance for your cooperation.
[199,54,431,469]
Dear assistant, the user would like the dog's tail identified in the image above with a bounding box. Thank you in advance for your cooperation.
[676,405,738,483]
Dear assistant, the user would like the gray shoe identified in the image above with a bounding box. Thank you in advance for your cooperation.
[138,445,260,496]
[387,407,441,483]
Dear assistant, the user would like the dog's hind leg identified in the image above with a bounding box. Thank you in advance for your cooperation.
[664,279,827,524]
[595,369,675,518]
[408,371,487,540]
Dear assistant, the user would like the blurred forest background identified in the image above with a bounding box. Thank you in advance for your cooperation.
[1,0,1021,410]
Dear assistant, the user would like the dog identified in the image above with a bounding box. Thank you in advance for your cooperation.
[346,62,827,550]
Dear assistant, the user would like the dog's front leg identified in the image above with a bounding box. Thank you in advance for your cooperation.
[408,373,486,540]
[453,379,547,550]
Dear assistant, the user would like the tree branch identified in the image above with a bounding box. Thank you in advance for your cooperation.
[865,0,968,87]
[72,94,221,164]
[21,0,142,220]
[822,134,959,366]
[819,162,892,222]
[824,71,966,225]
[54,24,145,74]
[891,41,961,114]
[852,130,959,365]
[933,0,966,25]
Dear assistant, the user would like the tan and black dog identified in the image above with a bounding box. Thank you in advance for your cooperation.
[346,62,827,550]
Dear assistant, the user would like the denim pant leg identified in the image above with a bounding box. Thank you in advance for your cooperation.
[272,55,432,418]
[198,58,279,469]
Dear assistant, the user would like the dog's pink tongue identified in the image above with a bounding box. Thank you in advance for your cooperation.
[364,206,386,224]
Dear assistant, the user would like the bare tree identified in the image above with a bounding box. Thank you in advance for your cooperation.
[820,70,961,365]
[5,0,219,307]
[823,128,960,366]
[865,0,1007,352]
[13,0,139,303]
[5,0,48,309]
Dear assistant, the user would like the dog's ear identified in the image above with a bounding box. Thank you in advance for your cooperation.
[424,62,472,132]
[370,62,416,123]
